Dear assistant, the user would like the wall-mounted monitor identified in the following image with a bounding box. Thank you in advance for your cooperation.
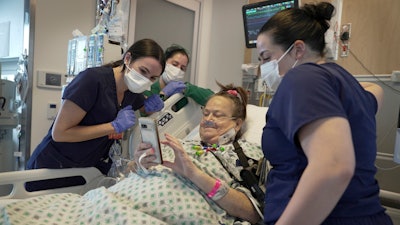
[242,0,299,48]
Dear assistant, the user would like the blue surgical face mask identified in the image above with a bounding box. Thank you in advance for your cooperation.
[260,44,295,91]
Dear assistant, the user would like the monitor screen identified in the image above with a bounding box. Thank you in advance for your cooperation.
[242,0,299,48]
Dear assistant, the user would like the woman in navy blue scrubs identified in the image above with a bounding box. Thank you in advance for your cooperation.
[257,2,393,225]
[26,39,166,191]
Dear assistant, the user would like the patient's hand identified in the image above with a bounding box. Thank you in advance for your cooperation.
[133,143,159,169]
[161,133,201,178]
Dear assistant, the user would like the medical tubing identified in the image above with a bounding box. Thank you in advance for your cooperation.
[137,152,149,175]
[246,190,265,220]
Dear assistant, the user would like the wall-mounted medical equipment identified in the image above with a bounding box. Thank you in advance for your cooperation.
[14,53,29,106]
[66,33,105,76]
[0,79,18,128]
[242,62,276,107]
[65,0,129,81]
[0,54,29,174]
[241,64,258,104]
[94,0,130,50]
[241,63,273,107]
[66,33,121,77]
[0,79,19,173]
[242,0,299,49]
[36,70,67,89]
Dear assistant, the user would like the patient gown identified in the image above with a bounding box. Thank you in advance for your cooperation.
[0,139,264,225]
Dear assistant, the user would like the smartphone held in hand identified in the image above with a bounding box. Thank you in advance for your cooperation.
[138,117,163,164]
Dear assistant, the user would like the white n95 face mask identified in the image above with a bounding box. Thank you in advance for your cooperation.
[260,44,294,92]
[124,65,152,93]
[162,63,185,84]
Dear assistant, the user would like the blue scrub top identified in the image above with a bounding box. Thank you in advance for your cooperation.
[262,63,384,223]
[27,66,145,174]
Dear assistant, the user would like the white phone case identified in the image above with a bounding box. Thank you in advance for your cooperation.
[138,117,163,164]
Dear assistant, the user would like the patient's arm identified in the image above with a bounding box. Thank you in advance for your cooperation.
[359,82,383,112]
[189,169,261,223]
[160,133,261,223]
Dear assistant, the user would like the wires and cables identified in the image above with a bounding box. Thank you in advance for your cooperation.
[349,49,400,95]
[259,90,273,107]
[137,152,150,175]
[348,49,400,170]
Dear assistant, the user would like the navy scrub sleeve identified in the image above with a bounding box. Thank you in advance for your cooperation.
[26,67,145,191]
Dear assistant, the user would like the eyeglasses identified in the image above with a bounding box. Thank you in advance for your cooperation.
[201,107,236,121]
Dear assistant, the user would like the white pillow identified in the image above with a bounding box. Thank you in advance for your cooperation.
[242,104,268,145]
[184,104,268,145]
[184,125,200,141]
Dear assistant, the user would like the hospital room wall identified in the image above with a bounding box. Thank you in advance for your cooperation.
[30,0,97,153]
[244,0,400,75]
[29,0,249,153]
[198,0,248,91]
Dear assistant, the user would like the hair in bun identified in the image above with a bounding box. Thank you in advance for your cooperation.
[258,1,335,57]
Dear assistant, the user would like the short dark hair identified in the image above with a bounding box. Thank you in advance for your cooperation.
[165,44,190,64]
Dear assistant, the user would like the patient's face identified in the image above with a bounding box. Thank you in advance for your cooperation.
[199,96,239,144]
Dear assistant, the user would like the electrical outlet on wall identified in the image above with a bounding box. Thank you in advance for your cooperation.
[340,23,351,57]
[325,0,343,61]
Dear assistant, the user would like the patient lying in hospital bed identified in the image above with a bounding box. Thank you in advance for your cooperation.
[0,91,268,225]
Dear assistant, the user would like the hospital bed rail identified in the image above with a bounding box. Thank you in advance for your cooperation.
[0,167,104,201]
[0,93,204,202]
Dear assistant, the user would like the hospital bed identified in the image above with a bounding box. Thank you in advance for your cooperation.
[0,93,267,202]
[1,93,398,224]
[0,93,269,225]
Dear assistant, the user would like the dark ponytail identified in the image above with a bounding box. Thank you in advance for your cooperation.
[103,39,166,74]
